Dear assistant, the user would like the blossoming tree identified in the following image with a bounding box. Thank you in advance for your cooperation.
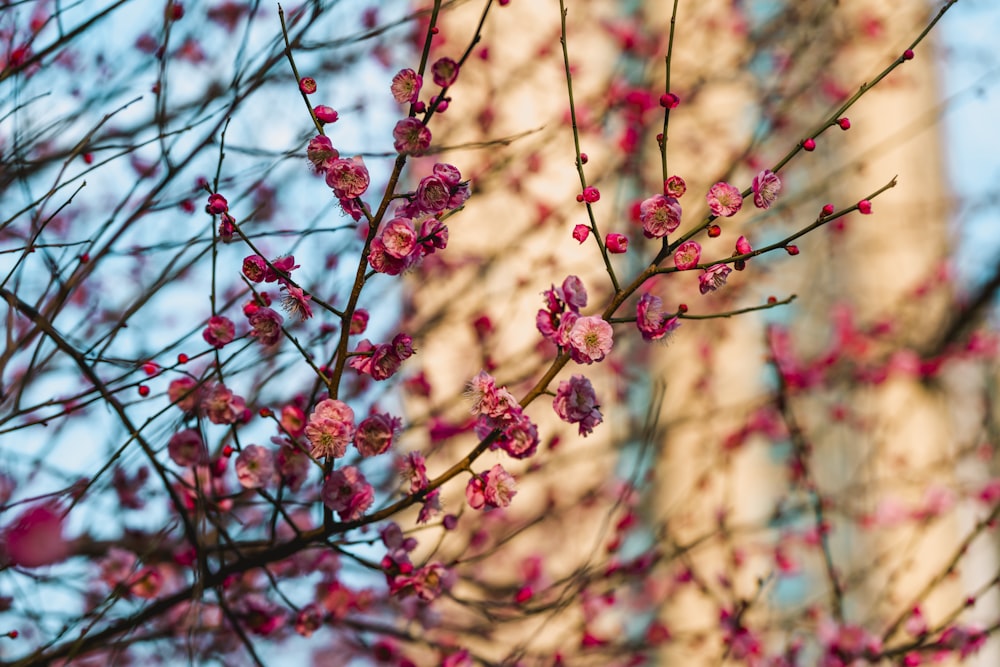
[1,0,998,666]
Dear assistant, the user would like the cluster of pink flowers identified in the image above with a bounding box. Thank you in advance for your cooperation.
[305,134,371,218]
[467,370,540,460]
[205,192,237,242]
[242,254,311,325]
[536,275,615,364]
[368,215,448,275]
[635,293,680,341]
[395,162,470,219]
[348,332,415,381]
[552,375,604,436]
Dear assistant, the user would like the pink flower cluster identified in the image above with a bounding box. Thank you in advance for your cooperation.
[305,134,370,218]
[205,192,238,242]
[380,523,452,601]
[536,275,614,364]
[552,375,603,437]
[467,370,540,459]
[167,380,248,424]
[368,216,448,275]
[348,333,415,381]
[242,254,312,323]
[395,162,470,219]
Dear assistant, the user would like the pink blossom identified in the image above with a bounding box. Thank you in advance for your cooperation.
[248,307,284,346]
[305,398,355,459]
[203,383,246,425]
[434,162,462,186]
[391,68,422,104]
[313,105,338,124]
[581,186,600,203]
[414,175,450,213]
[202,315,235,349]
[699,264,732,294]
[568,316,614,364]
[307,135,339,172]
[466,464,517,510]
[665,175,687,198]
[431,57,459,87]
[325,156,370,199]
[636,293,680,341]
[605,233,628,253]
[418,218,448,253]
[417,488,441,524]
[553,375,604,436]
[206,193,228,214]
[639,194,682,238]
[392,117,432,156]
[466,370,519,418]
[368,237,416,275]
[264,255,300,283]
[275,443,309,491]
[706,181,743,217]
[294,603,323,638]
[381,217,418,259]
[168,376,202,413]
[242,255,267,282]
[736,235,753,255]
[321,466,374,521]
[354,412,401,457]
[235,444,275,489]
[673,240,701,270]
[349,309,369,335]
[168,428,207,467]
[572,224,590,243]
[3,502,69,568]
[751,169,781,209]
[561,275,588,311]
[496,410,540,459]
[399,452,428,493]
[280,284,313,321]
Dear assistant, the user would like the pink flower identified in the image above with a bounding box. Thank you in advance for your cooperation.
[275,443,309,491]
[553,375,603,436]
[206,193,228,214]
[202,315,235,349]
[280,284,313,321]
[321,466,374,521]
[466,464,517,510]
[169,376,202,413]
[636,293,680,341]
[496,411,539,459]
[203,383,246,425]
[561,275,588,311]
[665,175,687,198]
[751,169,781,209]
[568,316,614,364]
[294,604,323,638]
[313,105,338,124]
[392,117,432,156]
[605,233,628,253]
[349,309,369,335]
[325,156,370,199]
[306,135,339,172]
[483,464,517,508]
[431,57,459,87]
[298,76,316,94]
[248,307,283,346]
[736,235,753,255]
[3,502,69,568]
[639,194,682,238]
[305,399,355,459]
[673,240,701,270]
[581,186,600,203]
[706,182,743,217]
[168,428,207,466]
[466,370,519,418]
[858,199,873,214]
[699,264,732,294]
[391,68,422,104]
[399,451,428,493]
[235,445,275,489]
[242,255,267,282]
[415,175,450,213]
[380,217,417,258]
[572,224,590,243]
[354,412,401,457]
